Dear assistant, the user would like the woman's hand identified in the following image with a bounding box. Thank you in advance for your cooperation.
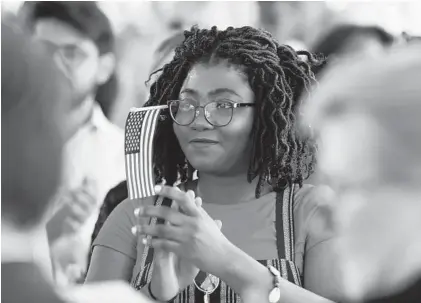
[134,189,223,301]
[136,185,230,279]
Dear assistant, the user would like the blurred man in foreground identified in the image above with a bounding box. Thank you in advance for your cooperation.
[1,20,71,303]
[1,21,154,303]
[304,45,421,302]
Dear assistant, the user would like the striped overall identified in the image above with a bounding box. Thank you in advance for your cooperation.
[132,185,302,302]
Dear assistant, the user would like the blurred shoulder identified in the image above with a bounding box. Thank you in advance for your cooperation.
[293,184,337,245]
[293,183,336,214]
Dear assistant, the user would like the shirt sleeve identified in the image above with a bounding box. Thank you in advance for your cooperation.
[92,198,139,260]
[293,184,337,271]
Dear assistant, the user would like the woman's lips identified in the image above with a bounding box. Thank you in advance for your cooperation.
[189,138,219,147]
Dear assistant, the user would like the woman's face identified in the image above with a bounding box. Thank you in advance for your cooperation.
[173,62,255,175]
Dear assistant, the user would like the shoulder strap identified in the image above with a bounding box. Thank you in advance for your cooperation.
[133,195,172,289]
[275,184,296,261]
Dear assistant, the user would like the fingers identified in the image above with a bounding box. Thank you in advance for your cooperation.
[214,220,222,230]
[134,205,187,226]
[81,177,97,194]
[67,203,89,224]
[154,185,200,217]
[195,197,203,207]
[136,224,185,243]
[148,238,179,252]
[79,179,97,204]
[69,190,95,214]
[62,217,81,233]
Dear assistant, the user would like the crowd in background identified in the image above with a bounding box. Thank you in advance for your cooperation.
[2,1,421,303]
[2,1,420,128]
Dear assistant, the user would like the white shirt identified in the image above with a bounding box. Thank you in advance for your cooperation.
[52,102,126,285]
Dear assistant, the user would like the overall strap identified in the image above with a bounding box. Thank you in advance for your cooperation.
[133,195,173,289]
[275,184,296,261]
[275,184,302,286]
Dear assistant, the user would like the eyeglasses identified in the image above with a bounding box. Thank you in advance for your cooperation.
[39,40,89,68]
[168,99,255,127]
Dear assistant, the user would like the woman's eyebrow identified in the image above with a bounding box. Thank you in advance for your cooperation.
[179,88,198,96]
[208,88,241,97]
[180,88,241,98]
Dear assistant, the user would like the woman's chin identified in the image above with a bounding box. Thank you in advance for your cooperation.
[189,159,226,176]
[191,163,219,175]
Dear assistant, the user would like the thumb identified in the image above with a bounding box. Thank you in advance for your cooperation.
[195,197,203,208]
[214,219,222,230]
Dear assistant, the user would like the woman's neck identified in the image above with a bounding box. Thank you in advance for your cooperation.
[195,172,271,205]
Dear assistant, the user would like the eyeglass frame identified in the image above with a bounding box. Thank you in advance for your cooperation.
[167,99,255,127]
[38,40,90,69]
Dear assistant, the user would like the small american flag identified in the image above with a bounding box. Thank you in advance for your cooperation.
[125,105,168,199]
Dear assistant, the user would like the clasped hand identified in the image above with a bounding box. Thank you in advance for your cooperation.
[134,185,229,277]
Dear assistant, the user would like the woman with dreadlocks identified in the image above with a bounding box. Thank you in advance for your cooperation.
[86,26,341,303]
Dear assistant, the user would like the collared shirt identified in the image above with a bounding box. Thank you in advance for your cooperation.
[52,102,126,285]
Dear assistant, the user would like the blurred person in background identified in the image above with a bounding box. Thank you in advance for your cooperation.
[27,1,126,285]
[87,25,344,303]
[311,24,394,76]
[304,45,421,303]
[401,31,421,44]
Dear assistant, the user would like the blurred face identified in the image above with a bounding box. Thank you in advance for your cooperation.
[33,18,106,108]
[318,112,381,191]
[173,63,255,175]
[319,112,421,300]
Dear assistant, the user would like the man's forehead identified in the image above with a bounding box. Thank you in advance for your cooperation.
[34,18,91,45]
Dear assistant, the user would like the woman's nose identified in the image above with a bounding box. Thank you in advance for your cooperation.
[190,107,213,131]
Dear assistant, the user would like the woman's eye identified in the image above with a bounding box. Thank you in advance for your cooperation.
[179,101,195,111]
[215,101,232,109]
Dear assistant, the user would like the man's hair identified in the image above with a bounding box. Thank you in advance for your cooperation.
[1,22,70,229]
[146,25,324,198]
[28,1,117,117]
[313,24,394,57]
[28,1,114,54]
[311,24,394,75]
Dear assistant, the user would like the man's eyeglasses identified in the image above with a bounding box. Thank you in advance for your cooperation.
[168,99,255,127]
[39,40,89,68]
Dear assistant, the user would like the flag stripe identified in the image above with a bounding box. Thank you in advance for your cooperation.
[140,109,158,197]
[124,154,132,198]
[138,112,147,197]
[145,109,157,196]
[141,110,152,197]
[134,153,141,198]
[149,110,160,195]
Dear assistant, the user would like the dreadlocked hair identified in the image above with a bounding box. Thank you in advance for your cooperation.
[145,25,325,198]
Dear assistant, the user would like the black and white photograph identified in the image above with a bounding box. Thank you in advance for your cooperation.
[1,1,421,303]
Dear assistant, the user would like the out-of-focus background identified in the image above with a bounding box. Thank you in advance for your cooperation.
[3,1,420,128]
